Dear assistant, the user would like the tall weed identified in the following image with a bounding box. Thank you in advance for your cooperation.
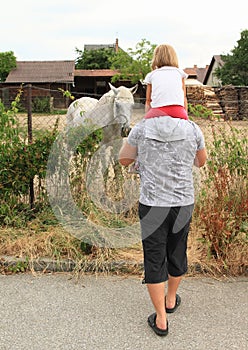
[194,122,248,274]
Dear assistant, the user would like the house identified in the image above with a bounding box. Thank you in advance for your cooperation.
[184,65,208,86]
[72,69,126,98]
[84,38,120,53]
[72,68,141,99]
[2,60,75,108]
[203,55,224,86]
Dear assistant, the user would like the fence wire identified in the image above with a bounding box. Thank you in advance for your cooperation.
[1,84,247,138]
[0,84,247,216]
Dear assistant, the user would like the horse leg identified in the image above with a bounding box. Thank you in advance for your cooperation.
[101,124,125,202]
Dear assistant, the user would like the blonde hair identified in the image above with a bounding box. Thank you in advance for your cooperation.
[151,44,179,70]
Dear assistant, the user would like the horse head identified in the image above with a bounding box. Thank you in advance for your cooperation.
[66,83,138,139]
[108,83,138,136]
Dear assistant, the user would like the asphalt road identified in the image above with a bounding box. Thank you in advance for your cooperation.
[0,273,247,350]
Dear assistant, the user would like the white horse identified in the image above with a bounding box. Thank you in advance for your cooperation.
[66,83,138,142]
[46,83,139,245]
[65,83,138,214]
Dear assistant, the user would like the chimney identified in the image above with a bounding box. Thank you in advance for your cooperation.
[115,38,119,52]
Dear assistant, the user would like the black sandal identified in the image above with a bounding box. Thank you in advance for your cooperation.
[166,294,181,313]
[147,313,169,337]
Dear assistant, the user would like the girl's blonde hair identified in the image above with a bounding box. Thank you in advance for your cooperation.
[151,44,179,70]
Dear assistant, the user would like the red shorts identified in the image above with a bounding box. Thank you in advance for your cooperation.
[145,105,188,120]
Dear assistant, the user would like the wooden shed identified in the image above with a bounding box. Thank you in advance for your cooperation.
[2,60,75,109]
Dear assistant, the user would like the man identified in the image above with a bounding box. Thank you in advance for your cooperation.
[118,116,207,336]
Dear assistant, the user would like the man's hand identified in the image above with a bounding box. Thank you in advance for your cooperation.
[118,140,138,166]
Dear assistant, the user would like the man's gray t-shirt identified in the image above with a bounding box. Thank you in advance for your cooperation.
[127,117,205,207]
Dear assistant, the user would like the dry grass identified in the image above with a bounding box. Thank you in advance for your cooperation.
[1,215,244,278]
[0,226,82,260]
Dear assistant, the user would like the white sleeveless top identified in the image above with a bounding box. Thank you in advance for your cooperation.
[144,66,188,107]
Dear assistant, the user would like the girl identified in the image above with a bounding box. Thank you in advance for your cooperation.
[144,44,188,120]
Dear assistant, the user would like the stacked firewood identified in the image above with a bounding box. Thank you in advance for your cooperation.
[203,87,224,117]
[215,86,239,120]
[239,87,248,120]
[183,85,247,120]
[186,86,224,118]
[186,86,205,106]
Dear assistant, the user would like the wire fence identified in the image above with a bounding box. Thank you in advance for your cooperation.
[0,85,146,135]
[0,84,247,214]
[1,84,247,138]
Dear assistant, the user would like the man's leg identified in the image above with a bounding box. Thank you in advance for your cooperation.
[147,282,167,330]
[166,275,182,309]
[165,205,194,309]
[139,203,170,330]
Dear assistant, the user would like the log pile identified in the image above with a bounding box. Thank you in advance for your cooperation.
[203,87,224,117]
[187,85,248,120]
[186,86,205,106]
[215,86,239,120]
[186,86,224,118]
[239,87,248,120]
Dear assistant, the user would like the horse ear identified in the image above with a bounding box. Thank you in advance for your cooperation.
[108,83,118,95]
[129,84,138,95]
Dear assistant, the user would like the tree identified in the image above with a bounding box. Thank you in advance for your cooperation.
[0,51,17,82]
[215,29,248,86]
[75,47,115,69]
[110,38,156,84]
[74,39,156,84]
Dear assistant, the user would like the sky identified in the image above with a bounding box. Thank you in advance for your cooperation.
[1,0,247,69]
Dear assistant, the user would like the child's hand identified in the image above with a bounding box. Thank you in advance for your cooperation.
[145,103,151,113]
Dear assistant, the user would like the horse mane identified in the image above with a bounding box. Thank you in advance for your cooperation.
[97,86,134,106]
[115,86,134,102]
[98,90,115,106]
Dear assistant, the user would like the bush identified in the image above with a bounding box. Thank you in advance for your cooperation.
[194,122,248,274]
[0,93,103,227]
[0,125,58,198]
[188,103,218,119]
[0,92,58,224]
[32,96,51,113]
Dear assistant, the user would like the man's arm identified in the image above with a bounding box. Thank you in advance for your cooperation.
[118,140,138,166]
[194,148,207,167]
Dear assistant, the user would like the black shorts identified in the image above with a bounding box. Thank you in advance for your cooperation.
[138,202,194,284]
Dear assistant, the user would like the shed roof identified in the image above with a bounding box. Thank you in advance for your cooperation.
[84,38,120,53]
[74,69,120,77]
[5,61,75,83]
[84,44,116,51]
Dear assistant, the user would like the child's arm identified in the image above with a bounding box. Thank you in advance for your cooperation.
[145,84,152,113]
